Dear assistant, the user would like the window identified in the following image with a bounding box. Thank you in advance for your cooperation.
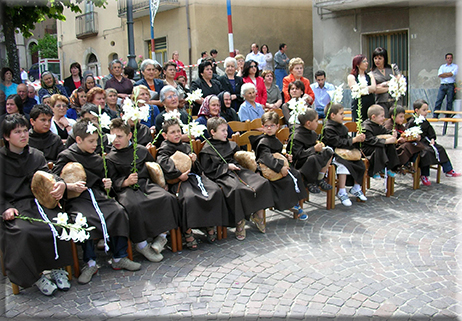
[147,37,167,65]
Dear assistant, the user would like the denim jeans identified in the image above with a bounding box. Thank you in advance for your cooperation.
[433,83,455,117]
[82,236,129,262]
[421,161,453,177]
[274,68,288,93]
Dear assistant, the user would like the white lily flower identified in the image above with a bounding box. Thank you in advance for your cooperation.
[106,134,116,144]
[59,228,71,241]
[100,113,112,129]
[53,212,68,225]
[414,115,426,125]
[183,121,207,138]
[163,110,182,121]
[186,89,203,104]
[74,213,88,228]
[86,123,98,134]
[331,83,344,104]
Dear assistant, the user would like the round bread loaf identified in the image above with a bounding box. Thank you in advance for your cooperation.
[145,162,166,188]
[234,151,257,172]
[60,162,86,199]
[259,152,289,181]
[335,148,361,161]
[31,171,58,209]
[170,151,192,173]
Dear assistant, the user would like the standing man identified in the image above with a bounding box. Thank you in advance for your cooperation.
[274,43,289,91]
[210,49,218,74]
[20,68,28,84]
[433,53,458,118]
[245,43,266,71]
[197,51,208,65]
[310,70,335,119]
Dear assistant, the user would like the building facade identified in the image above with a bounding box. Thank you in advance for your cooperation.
[58,0,313,84]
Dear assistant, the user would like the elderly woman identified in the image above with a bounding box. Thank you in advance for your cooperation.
[38,71,68,103]
[196,95,233,139]
[104,59,133,100]
[0,94,27,132]
[282,58,315,105]
[235,54,245,77]
[63,62,83,96]
[154,85,190,146]
[262,70,282,111]
[347,54,376,122]
[66,87,87,120]
[242,60,267,107]
[133,85,160,130]
[190,61,223,115]
[0,67,18,99]
[86,87,118,120]
[105,88,121,117]
[218,57,244,112]
[80,74,97,93]
[49,94,75,140]
[134,59,164,108]
[218,91,239,122]
[238,83,265,122]
[371,47,400,118]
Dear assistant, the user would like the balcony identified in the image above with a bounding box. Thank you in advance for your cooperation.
[75,12,98,39]
[314,0,456,11]
[117,0,180,18]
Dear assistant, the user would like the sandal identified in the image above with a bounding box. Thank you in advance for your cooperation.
[235,220,246,241]
[184,231,198,251]
[250,213,266,234]
[206,227,217,244]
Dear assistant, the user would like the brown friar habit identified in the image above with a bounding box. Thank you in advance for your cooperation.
[132,122,153,147]
[250,134,307,211]
[289,124,333,184]
[106,144,180,242]
[28,128,65,162]
[321,119,366,186]
[0,146,72,288]
[362,119,401,177]
[52,143,129,240]
[406,117,449,167]
[199,138,274,226]
[156,140,227,232]
[384,119,426,166]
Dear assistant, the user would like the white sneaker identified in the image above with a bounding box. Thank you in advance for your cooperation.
[136,245,163,262]
[151,235,168,254]
[349,187,367,201]
[35,275,57,296]
[50,269,71,291]
[337,193,352,206]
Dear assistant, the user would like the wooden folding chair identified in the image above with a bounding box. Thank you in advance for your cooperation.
[276,127,290,144]
[249,118,262,131]
[228,120,250,133]
[231,131,263,151]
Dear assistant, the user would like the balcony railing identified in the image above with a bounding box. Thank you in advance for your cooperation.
[117,0,180,18]
[75,12,98,39]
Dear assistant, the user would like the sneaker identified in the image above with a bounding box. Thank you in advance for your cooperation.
[318,179,333,191]
[35,275,57,296]
[372,173,381,180]
[151,236,168,254]
[420,175,431,186]
[298,213,308,221]
[50,269,71,291]
[112,257,141,271]
[136,244,163,262]
[349,187,367,201]
[308,183,321,193]
[78,265,98,284]
[387,170,397,178]
[292,205,303,215]
[445,170,462,177]
[337,193,352,207]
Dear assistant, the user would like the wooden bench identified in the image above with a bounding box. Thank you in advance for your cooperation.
[434,111,462,148]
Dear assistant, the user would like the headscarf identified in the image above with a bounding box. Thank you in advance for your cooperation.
[218,91,231,114]
[69,88,84,107]
[40,71,66,96]
[197,94,219,117]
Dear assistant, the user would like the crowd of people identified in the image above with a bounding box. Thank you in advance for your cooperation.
[0,45,459,297]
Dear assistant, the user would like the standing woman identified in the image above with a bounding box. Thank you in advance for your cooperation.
[163,61,185,100]
[63,62,83,96]
[371,47,400,118]
[235,54,246,77]
[242,60,267,107]
[190,61,223,115]
[49,94,75,141]
[218,57,244,112]
[38,71,68,103]
[104,59,133,100]
[135,59,164,108]
[261,44,273,71]
[0,68,18,99]
[170,51,187,82]
[0,94,27,132]
[347,54,376,122]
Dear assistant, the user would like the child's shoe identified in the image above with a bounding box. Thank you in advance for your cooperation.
[337,193,352,207]
[349,187,367,201]
[445,170,461,177]
[372,173,381,180]
[151,235,167,254]
[291,205,303,215]
[387,170,397,178]
[50,269,71,291]
[35,275,57,296]
[78,265,98,284]
[318,179,333,190]
[420,175,431,186]
[112,257,141,271]
[308,183,321,193]
[298,213,308,221]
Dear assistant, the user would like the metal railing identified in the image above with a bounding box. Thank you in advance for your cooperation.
[75,12,98,39]
[117,0,180,17]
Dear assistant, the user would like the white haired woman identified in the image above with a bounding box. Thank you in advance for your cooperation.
[238,83,265,122]
[218,57,244,112]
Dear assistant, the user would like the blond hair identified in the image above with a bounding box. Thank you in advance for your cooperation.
[288,57,304,72]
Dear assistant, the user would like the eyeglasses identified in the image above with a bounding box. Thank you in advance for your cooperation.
[55,104,68,109]
[263,124,277,129]
[165,94,178,100]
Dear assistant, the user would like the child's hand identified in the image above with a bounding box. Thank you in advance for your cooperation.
[286,154,293,163]
[228,164,240,171]
[416,134,421,141]
[281,166,289,177]
[2,208,18,221]
[397,137,406,144]
[314,143,323,152]
[430,138,435,145]
[68,181,87,193]
[179,170,190,181]
[353,133,365,143]
[123,173,138,187]
[145,142,152,149]
[50,181,66,200]
[189,153,197,162]
[385,137,397,144]
[102,178,112,190]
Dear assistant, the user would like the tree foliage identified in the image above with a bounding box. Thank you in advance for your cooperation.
[31,34,59,59]
[1,0,107,82]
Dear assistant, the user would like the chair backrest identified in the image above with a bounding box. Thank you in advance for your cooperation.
[192,139,206,154]
[249,118,262,131]
[274,108,285,125]
[231,131,263,151]
[148,145,157,160]
[276,127,290,144]
[344,121,357,133]
[228,120,250,132]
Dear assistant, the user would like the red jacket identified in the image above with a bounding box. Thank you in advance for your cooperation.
[282,73,315,103]
[171,59,187,82]
[243,76,267,106]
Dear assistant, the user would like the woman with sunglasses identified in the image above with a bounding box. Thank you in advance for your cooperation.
[242,60,267,107]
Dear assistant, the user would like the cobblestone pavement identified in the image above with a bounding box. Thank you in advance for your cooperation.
[1,124,461,320]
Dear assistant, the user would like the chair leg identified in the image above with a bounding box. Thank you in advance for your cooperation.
[11,283,19,295]
[326,165,336,210]
[263,209,266,226]
[217,226,222,240]
[70,241,80,278]
[386,176,394,197]
[222,227,227,239]
[176,227,183,252]
[127,239,133,261]
[170,228,177,252]
[0,249,6,276]
[66,265,73,281]
[437,164,441,183]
